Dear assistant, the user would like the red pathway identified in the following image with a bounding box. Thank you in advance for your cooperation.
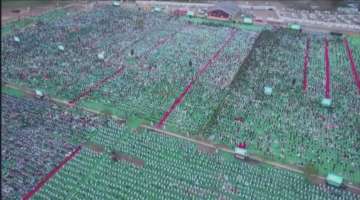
[22,146,82,200]
[68,30,180,106]
[303,37,310,92]
[142,30,180,59]
[139,28,184,69]
[324,38,331,98]
[68,66,126,106]
[155,29,238,129]
[59,25,172,93]
[343,38,360,94]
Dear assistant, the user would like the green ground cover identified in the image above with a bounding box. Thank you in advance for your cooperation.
[184,16,268,31]
[348,35,360,46]
[2,9,67,36]
[1,85,25,97]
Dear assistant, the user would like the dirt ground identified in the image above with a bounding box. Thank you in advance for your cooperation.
[1,0,111,25]
[2,0,64,24]
[252,9,279,19]
[197,143,216,154]
[111,150,145,168]
[85,142,105,154]
[2,0,350,26]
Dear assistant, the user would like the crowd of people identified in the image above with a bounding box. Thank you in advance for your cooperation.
[1,94,105,199]
[1,2,360,197]
[35,120,359,199]
[207,29,360,183]
[87,24,237,128]
[1,5,182,101]
[167,30,258,134]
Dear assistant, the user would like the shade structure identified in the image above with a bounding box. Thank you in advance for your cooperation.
[289,23,301,30]
[321,98,332,107]
[97,51,105,60]
[326,174,343,187]
[187,11,194,16]
[14,36,20,42]
[235,147,247,159]
[35,90,44,97]
[58,45,65,51]
[244,17,253,24]
[154,7,161,12]
[112,1,120,6]
[264,86,273,95]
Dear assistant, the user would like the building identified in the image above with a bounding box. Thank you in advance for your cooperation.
[243,17,253,24]
[207,2,240,21]
[172,8,187,16]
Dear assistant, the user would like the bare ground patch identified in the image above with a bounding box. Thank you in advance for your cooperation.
[111,150,144,168]
[1,1,107,25]
[84,142,105,154]
[193,135,217,154]
[215,144,231,151]
[243,157,262,166]
[197,143,216,154]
